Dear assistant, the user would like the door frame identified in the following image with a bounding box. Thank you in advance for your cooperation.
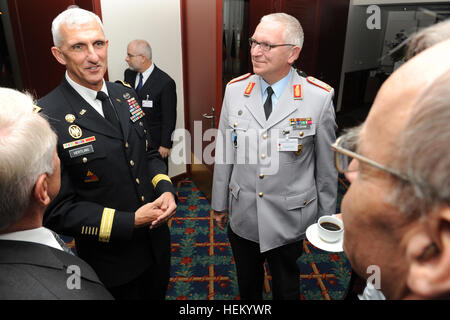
[180,0,223,180]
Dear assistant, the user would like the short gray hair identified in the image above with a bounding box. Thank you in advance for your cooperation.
[130,39,152,60]
[260,13,304,48]
[391,69,450,218]
[0,88,57,231]
[52,7,104,47]
[406,19,450,60]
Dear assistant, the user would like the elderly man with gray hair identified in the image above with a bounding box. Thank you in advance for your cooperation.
[0,87,112,299]
[212,12,337,299]
[334,39,450,300]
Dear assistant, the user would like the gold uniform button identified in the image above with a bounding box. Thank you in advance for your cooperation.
[136,178,140,184]
[139,121,144,127]
[259,192,264,198]
[141,196,145,202]
[125,142,129,148]
[259,174,264,179]
[130,160,135,167]
[82,157,88,164]
[303,200,307,205]
[261,154,266,159]
[233,123,238,128]
[299,131,304,137]
[262,133,268,139]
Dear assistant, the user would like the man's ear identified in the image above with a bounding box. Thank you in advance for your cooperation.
[406,208,450,299]
[33,173,51,207]
[288,46,301,65]
[51,46,67,66]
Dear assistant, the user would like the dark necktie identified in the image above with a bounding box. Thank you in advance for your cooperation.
[136,73,143,92]
[50,230,75,256]
[96,91,120,129]
[264,86,274,120]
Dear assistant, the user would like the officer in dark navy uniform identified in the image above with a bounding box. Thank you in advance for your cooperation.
[37,7,177,300]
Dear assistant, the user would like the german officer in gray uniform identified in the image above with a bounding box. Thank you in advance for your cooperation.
[212,13,337,299]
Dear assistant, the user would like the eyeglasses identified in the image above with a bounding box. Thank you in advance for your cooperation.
[331,130,409,182]
[127,53,142,58]
[249,38,296,52]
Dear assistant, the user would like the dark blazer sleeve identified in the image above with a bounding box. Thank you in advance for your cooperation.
[159,77,177,148]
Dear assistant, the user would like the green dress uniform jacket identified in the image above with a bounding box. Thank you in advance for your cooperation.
[212,69,338,253]
[37,78,175,288]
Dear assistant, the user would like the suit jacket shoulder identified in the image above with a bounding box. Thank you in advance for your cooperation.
[152,65,175,84]
[0,240,113,300]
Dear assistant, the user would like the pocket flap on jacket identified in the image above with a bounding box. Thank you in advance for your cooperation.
[285,187,317,210]
[228,116,250,131]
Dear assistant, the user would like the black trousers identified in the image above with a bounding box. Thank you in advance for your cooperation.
[228,226,302,300]
[108,227,171,300]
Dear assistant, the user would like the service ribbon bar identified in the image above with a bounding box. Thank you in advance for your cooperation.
[63,136,96,149]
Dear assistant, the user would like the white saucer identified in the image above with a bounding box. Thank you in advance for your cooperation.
[305,223,344,252]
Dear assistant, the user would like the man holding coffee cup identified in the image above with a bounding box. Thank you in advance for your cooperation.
[212,13,338,300]
[333,40,450,299]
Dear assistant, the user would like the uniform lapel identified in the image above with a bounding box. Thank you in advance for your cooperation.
[244,78,266,128]
[106,82,131,140]
[266,71,298,129]
[60,79,122,140]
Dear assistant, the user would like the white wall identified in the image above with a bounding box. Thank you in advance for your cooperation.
[100,0,186,178]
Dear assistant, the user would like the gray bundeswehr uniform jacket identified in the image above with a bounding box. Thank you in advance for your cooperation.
[212,69,338,253]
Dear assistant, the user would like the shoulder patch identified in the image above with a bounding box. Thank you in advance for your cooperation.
[307,76,332,92]
[228,73,252,85]
[33,105,42,113]
[115,80,132,89]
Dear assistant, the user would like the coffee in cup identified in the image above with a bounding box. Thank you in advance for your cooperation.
[317,215,344,243]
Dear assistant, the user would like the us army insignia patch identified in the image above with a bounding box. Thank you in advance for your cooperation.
[68,125,83,139]
[84,170,99,183]
[65,114,76,123]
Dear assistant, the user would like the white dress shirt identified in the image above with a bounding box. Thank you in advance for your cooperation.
[0,227,63,251]
[65,72,109,118]
[134,63,155,90]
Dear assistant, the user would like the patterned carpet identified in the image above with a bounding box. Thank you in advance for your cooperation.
[166,178,352,300]
[62,176,352,300]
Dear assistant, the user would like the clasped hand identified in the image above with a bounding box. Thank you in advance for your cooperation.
[135,192,177,229]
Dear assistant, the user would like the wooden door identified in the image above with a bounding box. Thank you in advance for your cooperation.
[7,0,102,98]
[181,0,223,200]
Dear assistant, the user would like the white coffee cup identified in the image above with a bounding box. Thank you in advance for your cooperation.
[317,215,344,243]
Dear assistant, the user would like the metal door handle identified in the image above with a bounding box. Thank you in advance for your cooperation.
[202,107,215,128]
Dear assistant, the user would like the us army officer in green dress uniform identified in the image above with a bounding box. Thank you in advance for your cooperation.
[212,13,338,299]
[37,8,177,300]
